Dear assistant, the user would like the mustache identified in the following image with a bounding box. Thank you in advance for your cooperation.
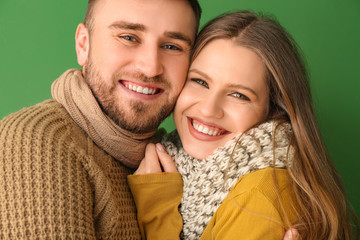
[114,71,170,87]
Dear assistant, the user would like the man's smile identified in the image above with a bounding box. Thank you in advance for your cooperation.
[121,80,162,95]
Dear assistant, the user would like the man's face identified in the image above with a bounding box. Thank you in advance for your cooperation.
[77,0,197,133]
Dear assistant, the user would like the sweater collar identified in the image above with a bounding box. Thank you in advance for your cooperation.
[162,121,293,239]
[51,69,160,169]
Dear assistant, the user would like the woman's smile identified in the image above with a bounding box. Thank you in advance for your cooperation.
[187,117,230,141]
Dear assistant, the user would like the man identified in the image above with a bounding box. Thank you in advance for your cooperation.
[0,0,200,239]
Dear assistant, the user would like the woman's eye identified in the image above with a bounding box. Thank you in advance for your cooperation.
[191,78,209,88]
[232,92,250,101]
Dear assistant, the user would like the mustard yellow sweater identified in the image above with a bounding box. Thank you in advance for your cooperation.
[0,100,141,239]
[128,168,298,239]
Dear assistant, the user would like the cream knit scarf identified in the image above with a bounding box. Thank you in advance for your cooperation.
[51,69,158,169]
[162,121,293,240]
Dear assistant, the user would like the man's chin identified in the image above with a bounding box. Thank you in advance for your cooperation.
[110,112,169,134]
[104,99,174,133]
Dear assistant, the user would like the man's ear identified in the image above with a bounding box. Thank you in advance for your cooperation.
[75,23,90,66]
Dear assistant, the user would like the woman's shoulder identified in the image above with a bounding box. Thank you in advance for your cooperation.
[205,168,298,239]
[230,168,293,201]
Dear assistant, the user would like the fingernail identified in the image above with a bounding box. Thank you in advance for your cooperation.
[285,229,298,239]
[156,143,165,152]
[285,231,293,239]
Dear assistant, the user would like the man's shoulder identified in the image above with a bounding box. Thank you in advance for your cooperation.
[1,99,68,123]
[0,99,98,167]
[0,99,85,143]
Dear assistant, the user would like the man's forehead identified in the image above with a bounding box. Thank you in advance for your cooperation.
[93,0,194,22]
[92,0,196,42]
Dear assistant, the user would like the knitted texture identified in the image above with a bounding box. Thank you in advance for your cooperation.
[52,69,158,169]
[0,100,141,239]
[162,121,293,240]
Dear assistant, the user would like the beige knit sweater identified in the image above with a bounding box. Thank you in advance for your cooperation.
[0,100,141,239]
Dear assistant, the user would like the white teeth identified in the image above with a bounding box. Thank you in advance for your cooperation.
[203,127,209,134]
[124,83,158,95]
[198,125,204,132]
[192,121,222,136]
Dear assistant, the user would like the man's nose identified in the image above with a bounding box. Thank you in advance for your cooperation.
[134,46,164,78]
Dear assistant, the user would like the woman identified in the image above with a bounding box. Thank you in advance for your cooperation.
[128,11,359,239]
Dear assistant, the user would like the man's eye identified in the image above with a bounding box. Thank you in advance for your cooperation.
[121,35,137,42]
[191,78,209,88]
[163,44,182,51]
[232,92,250,101]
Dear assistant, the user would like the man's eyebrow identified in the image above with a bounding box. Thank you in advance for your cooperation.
[108,21,193,47]
[165,32,193,47]
[108,21,146,31]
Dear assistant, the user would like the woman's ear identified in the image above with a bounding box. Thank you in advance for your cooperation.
[75,23,89,66]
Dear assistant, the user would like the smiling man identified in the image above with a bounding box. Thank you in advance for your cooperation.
[78,0,198,134]
[0,0,200,239]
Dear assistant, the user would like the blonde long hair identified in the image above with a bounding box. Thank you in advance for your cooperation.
[192,11,359,239]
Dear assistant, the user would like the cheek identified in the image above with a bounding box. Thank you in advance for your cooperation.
[228,106,266,133]
[91,38,129,71]
[166,58,190,89]
[263,98,271,119]
[260,87,271,118]
[173,107,181,132]
[175,85,197,110]
[173,87,194,128]
[173,95,186,127]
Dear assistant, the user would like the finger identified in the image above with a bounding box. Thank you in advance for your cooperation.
[283,228,299,240]
[134,143,162,175]
[155,143,178,172]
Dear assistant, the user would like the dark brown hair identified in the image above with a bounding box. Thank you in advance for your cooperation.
[192,10,359,239]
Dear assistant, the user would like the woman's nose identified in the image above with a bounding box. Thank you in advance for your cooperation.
[198,94,224,119]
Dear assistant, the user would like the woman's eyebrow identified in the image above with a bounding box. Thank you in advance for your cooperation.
[188,69,212,81]
[226,83,258,97]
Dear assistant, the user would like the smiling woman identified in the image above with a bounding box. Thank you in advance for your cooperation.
[175,39,270,159]
[128,10,360,240]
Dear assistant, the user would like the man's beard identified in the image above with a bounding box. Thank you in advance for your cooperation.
[84,60,176,134]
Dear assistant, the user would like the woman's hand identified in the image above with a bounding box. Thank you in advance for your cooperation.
[134,143,178,175]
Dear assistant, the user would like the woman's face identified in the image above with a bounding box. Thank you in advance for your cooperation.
[174,39,270,159]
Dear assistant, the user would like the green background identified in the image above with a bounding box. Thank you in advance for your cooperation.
[1,1,359,216]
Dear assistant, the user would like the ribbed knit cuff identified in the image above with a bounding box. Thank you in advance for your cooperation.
[127,172,182,185]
